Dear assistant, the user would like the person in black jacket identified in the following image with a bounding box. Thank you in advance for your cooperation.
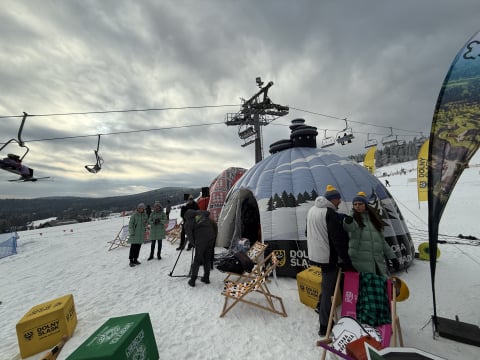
[177,195,200,250]
[184,209,217,287]
[145,204,152,218]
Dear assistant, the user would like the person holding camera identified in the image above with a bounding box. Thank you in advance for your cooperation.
[148,201,167,260]
[184,209,217,287]
[177,195,200,251]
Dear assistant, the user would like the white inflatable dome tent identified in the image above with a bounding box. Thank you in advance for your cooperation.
[217,119,414,277]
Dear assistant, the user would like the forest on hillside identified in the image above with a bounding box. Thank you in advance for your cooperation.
[0,187,199,233]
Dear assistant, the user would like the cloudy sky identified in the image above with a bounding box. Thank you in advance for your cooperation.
[1,0,479,199]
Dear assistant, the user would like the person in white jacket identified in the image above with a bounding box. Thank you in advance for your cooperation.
[306,185,354,337]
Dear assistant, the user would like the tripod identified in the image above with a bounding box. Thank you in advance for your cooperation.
[168,244,195,278]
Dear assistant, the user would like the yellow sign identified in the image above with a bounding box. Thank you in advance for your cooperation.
[417,139,429,202]
[363,146,377,174]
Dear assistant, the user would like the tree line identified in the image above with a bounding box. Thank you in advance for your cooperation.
[0,187,199,233]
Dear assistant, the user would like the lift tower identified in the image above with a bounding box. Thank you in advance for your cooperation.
[225,78,289,163]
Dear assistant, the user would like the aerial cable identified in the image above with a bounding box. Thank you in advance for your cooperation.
[4,121,224,145]
[290,106,422,134]
[0,104,240,119]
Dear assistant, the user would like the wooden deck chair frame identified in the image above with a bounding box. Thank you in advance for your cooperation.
[107,225,130,251]
[318,271,403,360]
[220,251,287,318]
[166,223,182,244]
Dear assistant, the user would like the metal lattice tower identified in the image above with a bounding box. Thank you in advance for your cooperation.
[225,78,289,163]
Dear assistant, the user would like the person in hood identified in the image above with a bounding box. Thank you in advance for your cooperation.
[306,185,354,337]
[183,209,217,287]
[128,202,148,267]
[177,195,200,251]
[148,201,167,260]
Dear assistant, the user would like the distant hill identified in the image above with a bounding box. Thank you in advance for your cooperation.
[0,187,200,232]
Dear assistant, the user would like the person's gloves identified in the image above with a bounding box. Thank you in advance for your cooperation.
[388,258,401,271]
[154,218,160,225]
[344,215,353,224]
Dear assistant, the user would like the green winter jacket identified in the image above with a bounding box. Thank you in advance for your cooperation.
[128,211,148,244]
[343,211,395,276]
[148,209,167,240]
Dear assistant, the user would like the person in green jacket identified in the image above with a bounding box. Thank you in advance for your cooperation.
[343,192,399,277]
[148,201,167,260]
[128,203,148,267]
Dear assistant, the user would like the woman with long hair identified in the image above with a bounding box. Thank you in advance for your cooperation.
[343,192,398,276]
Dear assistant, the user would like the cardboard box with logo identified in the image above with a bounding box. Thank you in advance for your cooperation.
[16,293,77,358]
[296,266,322,309]
[66,313,158,360]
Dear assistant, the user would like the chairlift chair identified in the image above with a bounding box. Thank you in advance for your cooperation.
[0,112,30,161]
[365,133,378,149]
[0,112,38,181]
[85,135,104,173]
[238,124,257,148]
[321,130,336,148]
[336,119,354,145]
[382,127,398,146]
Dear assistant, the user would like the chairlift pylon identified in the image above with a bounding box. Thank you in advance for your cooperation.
[320,130,335,148]
[85,134,104,173]
[336,118,354,145]
[364,133,378,149]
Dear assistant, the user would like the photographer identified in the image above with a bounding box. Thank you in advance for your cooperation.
[177,195,200,251]
[148,201,167,260]
[184,209,217,287]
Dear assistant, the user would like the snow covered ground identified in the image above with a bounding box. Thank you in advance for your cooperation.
[1,155,479,360]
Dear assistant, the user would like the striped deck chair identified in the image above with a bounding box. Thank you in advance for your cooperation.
[245,241,268,268]
[318,271,404,360]
[166,220,182,244]
[220,251,287,318]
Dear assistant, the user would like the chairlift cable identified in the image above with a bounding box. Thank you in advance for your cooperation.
[0,104,240,119]
[1,104,426,147]
[4,121,224,145]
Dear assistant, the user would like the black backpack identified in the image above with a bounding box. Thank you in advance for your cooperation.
[216,252,254,274]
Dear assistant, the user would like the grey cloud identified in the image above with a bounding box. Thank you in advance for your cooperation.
[1,0,480,198]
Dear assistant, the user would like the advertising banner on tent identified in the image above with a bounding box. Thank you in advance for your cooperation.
[363,146,376,174]
[218,145,414,277]
[417,139,429,203]
[428,30,480,337]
